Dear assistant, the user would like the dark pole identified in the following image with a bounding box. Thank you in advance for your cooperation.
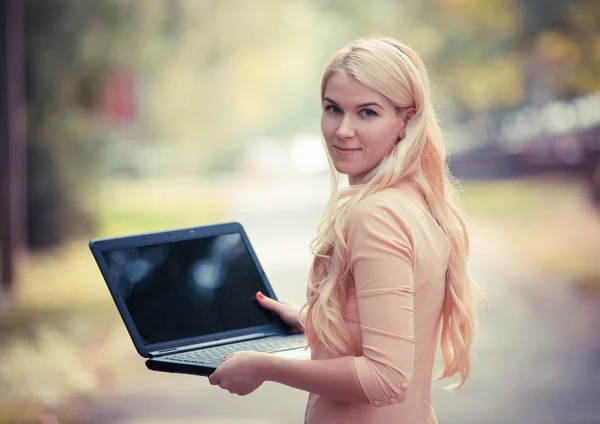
[0,0,25,311]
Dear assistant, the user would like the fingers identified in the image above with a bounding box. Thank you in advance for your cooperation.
[256,291,279,311]
[223,351,237,360]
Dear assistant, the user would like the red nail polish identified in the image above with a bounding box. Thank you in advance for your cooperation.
[224,355,229,359]
[257,292,265,299]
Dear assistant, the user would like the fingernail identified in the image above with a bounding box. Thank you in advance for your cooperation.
[257,292,265,300]
[224,355,229,359]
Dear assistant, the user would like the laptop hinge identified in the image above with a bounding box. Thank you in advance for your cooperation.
[151,332,269,357]
[149,347,180,357]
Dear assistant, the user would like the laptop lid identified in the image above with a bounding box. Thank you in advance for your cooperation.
[89,222,291,358]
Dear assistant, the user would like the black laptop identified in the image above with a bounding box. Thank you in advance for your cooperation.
[89,222,309,377]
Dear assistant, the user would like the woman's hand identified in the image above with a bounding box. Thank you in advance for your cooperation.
[209,351,271,396]
[256,291,304,333]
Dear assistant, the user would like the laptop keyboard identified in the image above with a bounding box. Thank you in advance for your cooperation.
[167,333,307,365]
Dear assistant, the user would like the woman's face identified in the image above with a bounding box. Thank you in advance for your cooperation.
[321,73,407,184]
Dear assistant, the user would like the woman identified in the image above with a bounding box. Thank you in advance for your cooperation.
[209,36,486,424]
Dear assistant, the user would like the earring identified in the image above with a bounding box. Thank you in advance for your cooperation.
[396,137,401,144]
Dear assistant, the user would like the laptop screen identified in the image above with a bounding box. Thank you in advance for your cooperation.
[101,232,282,346]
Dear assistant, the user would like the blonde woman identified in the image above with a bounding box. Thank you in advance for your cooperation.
[209,36,486,424]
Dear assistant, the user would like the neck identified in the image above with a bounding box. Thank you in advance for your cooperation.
[348,172,366,186]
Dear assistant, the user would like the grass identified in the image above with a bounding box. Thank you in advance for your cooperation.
[459,174,600,293]
[96,177,226,237]
[0,177,225,423]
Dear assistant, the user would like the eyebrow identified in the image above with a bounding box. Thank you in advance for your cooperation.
[323,97,385,110]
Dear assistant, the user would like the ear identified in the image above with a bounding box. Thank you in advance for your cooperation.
[403,107,416,126]
[398,107,416,140]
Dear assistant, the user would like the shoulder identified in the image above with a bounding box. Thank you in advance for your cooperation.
[346,188,415,228]
[346,188,415,246]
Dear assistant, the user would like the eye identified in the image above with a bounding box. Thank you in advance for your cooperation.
[360,108,378,117]
[325,105,342,115]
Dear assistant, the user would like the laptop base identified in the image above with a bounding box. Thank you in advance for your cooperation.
[145,357,219,377]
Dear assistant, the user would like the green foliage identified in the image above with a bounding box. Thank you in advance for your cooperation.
[22,0,600,250]
[23,0,165,249]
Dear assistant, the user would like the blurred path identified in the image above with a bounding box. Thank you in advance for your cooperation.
[84,173,600,424]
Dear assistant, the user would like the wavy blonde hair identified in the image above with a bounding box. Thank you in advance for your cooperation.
[299,36,487,390]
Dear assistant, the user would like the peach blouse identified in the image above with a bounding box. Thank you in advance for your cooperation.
[305,182,450,424]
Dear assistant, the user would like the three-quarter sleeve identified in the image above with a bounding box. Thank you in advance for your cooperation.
[347,197,416,407]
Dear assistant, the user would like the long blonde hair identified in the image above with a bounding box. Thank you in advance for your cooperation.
[300,36,486,390]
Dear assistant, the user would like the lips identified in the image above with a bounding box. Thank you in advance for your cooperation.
[334,146,361,152]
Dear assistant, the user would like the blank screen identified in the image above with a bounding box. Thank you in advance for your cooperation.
[102,233,282,345]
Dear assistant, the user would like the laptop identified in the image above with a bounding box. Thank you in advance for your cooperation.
[89,221,310,377]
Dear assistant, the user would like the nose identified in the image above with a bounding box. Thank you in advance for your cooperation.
[336,116,356,139]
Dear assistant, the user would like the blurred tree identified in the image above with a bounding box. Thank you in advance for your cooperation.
[429,0,600,110]
[23,0,168,249]
[520,0,600,101]
[23,0,594,191]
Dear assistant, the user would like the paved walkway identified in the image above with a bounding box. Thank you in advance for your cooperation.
[83,174,600,424]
